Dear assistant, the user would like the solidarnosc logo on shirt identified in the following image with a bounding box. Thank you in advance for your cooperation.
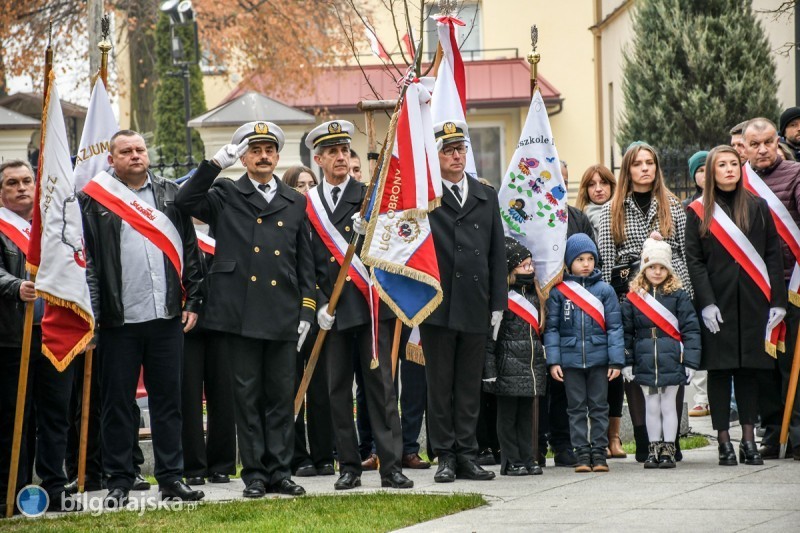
[16,485,49,517]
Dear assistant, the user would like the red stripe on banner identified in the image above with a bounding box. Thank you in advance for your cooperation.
[0,219,30,255]
[83,180,183,280]
[448,22,466,114]
[688,202,771,301]
[404,234,441,281]
[742,174,800,263]
[556,282,606,331]
[508,298,540,333]
[626,291,681,342]
[396,103,417,212]
[41,304,92,364]
[197,238,215,255]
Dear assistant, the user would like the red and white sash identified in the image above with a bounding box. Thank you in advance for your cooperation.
[742,163,800,305]
[0,207,31,255]
[306,186,379,363]
[688,198,785,355]
[556,280,606,331]
[626,290,681,342]
[195,227,215,255]
[83,172,184,278]
[508,290,540,333]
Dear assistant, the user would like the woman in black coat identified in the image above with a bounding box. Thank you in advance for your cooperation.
[685,145,787,466]
[484,237,547,476]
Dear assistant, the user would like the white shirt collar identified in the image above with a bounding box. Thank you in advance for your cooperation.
[323,176,351,210]
[445,173,468,206]
[249,176,277,203]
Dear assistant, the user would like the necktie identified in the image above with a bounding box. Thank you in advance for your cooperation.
[451,184,463,205]
[258,182,270,193]
[332,186,341,206]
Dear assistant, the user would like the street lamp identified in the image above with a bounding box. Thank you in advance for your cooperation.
[160,0,199,163]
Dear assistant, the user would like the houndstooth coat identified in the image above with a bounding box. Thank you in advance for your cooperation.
[597,194,693,299]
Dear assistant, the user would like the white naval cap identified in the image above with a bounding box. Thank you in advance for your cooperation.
[433,120,470,147]
[232,121,285,152]
[304,120,354,150]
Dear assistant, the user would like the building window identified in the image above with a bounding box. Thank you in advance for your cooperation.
[424,2,482,61]
[469,124,503,188]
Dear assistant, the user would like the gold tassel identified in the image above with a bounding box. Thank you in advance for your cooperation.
[406,343,426,366]
[370,358,380,370]
[790,292,800,307]
[765,340,778,359]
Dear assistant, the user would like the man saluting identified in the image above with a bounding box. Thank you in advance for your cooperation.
[175,121,315,498]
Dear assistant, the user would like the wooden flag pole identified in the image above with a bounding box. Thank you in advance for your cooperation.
[5,27,53,518]
[527,24,542,470]
[77,15,111,494]
[390,319,403,381]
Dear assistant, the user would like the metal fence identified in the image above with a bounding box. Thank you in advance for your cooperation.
[148,148,198,181]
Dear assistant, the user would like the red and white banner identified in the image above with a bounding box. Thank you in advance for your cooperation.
[26,73,94,371]
[195,227,215,255]
[508,290,540,332]
[689,198,785,355]
[742,163,800,306]
[556,280,606,331]
[0,207,31,254]
[431,14,476,176]
[626,290,681,342]
[307,186,379,363]
[83,171,184,280]
[73,79,118,191]
[365,22,390,61]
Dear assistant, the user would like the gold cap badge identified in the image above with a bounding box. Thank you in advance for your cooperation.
[443,122,457,135]
[328,122,341,134]
[254,122,269,134]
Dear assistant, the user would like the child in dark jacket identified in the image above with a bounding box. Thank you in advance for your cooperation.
[484,237,547,476]
[621,232,701,468]
[545,234,624,473]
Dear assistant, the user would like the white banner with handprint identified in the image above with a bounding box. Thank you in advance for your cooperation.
[498,89,568,290]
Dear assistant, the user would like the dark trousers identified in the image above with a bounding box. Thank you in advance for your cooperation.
[100,318,184,489]
[293,329,334,470]
[476,391,498,454]
[65,351,102,483]
[761,304,800,446]
[607,375,625,418]
[419,324,485,463]
[496,395,533,468]
[227,335,295,486]
[326,320,402,476]
[539,375,572,452]
[181,330,236,478]
[563,366,609,451]
[0,330,74,500]
[353,347,374,460]
[709,368,762,431]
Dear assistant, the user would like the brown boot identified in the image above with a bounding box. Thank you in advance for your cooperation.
[608,417,627,458]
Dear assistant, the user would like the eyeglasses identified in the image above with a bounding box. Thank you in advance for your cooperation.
[442,145,468,156]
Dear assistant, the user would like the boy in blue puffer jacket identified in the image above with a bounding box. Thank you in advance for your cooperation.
[545,234,624,473]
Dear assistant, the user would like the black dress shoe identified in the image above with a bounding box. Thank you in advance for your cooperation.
[104,487,129,508]
[316,463,336,476]
[381,471,414,489]
[434,458,456,483]
[271,479,305,496]
[65,478,105,494]
[208,473,230,484]
[475,449,496,466]
[294,464,318,477]
[553,448,578,467]
[456,461,495,481]
[758,444,780,459]
[243,480,266,498]
[185,476,206,486]
[527,464,543,475]
[501,464,528,476]
[718,442,738,466]
[132,473,151,491]
[334,472,361,490]
[739,441,764,465]
[159,480,204,501]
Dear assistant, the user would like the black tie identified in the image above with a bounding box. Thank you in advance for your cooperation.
[332,186,341,206]
[258,182,270,193]
[451,184,463,205]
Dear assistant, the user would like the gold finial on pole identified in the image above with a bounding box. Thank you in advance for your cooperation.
[527,24,540,96]
[98,14,112,86]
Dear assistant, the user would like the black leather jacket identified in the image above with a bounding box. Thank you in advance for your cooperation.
[78,172,202,328]
[0,232,27,347]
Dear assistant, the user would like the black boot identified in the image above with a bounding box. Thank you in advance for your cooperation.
[644,441,661,469]
[718,442,737,466]
[674,437,682,462]
[739,441,764,465]
[633,425,649,463]
[658,442,676,469]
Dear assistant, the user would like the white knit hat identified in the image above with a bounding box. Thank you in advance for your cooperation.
[640,231,674,275]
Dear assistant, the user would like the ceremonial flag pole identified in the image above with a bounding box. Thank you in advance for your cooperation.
[780,332,800,458]
[77,14,113,493]
[4,26,53,518]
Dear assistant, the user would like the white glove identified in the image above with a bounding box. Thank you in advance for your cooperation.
[685,367,695,385]
[491,310,503,341]
[622,366,634,382]
[351,213,367,236]
[701,304,723,334]
[297,320,311,351]
[211,139,249,169]
[317,304,336,331]
[768,307,787,330]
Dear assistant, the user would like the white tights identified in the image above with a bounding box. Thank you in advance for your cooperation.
[641,384,679,442]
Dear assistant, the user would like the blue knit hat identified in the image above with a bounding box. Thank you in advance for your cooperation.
[564,233,598,268]
[688,151,708,181]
